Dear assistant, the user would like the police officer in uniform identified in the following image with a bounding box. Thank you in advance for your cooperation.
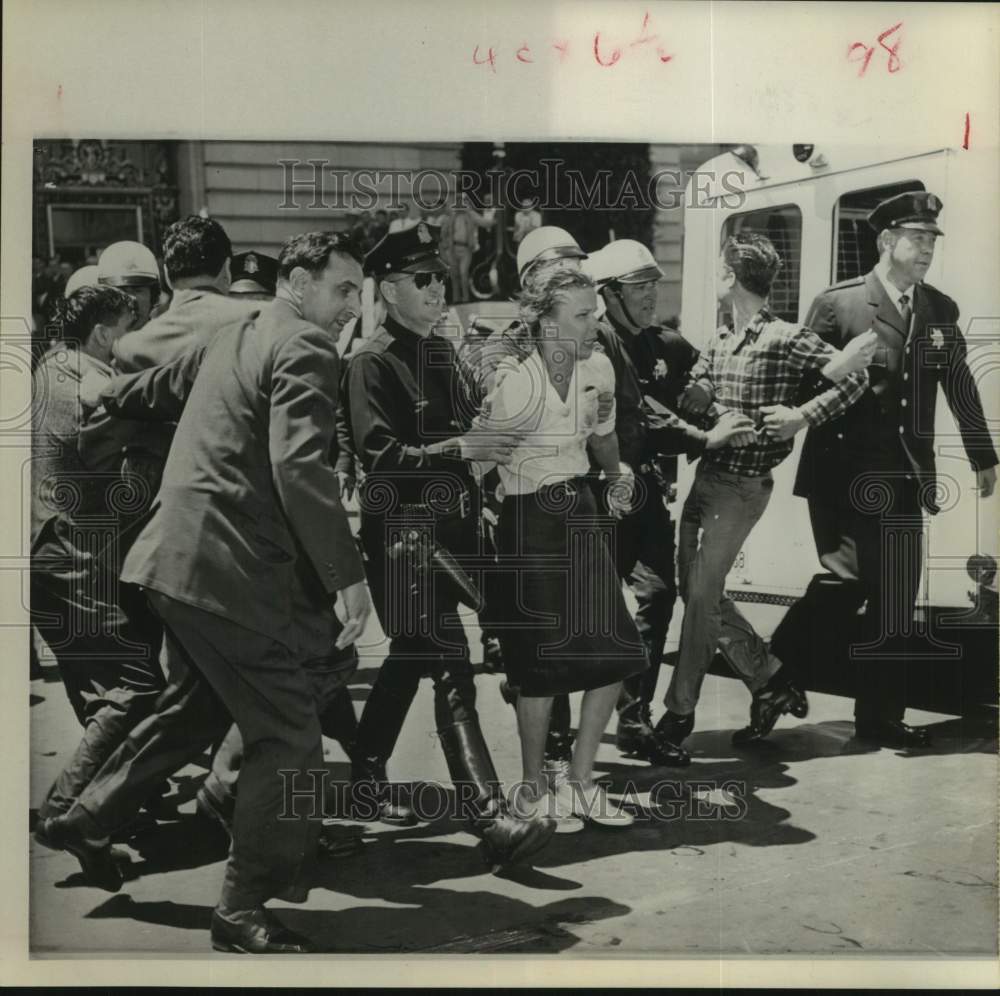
[342,224,555,867]
[96,241,162,330]
[776,192,997,747]
[582,240,756,765]
[229,250,278,300]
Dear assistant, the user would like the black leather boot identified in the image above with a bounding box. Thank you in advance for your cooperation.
[437,718,556,871]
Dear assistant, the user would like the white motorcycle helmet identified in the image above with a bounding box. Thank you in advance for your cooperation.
[516,226,586,282]
[63,264,100,298]
[97,241,160,289]
[583,239,663,286]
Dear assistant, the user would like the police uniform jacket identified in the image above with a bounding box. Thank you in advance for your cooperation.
[600,314,706,482]
[795,270,997,513]
[102,299,365,652]
[344,315,477,530]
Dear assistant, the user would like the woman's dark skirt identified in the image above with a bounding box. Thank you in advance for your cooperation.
[494,478,647,697]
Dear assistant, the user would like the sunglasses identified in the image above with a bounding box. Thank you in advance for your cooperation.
[408,271,445,289]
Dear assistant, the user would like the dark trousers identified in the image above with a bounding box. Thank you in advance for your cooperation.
[68,595,322,906]
[70,623,229,838]
[612,477,678,722]
[772,475,924,725]
[143,594,322,908]
[202,667,358,813]
[31,572,164,820]
[354,515,477,765]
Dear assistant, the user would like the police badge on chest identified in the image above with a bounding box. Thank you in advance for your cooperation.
[922,324,954,368]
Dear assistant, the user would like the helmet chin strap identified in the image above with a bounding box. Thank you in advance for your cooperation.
[607,283,643,331]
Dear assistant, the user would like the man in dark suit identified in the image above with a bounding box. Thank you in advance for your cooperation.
[42,232,372,954]
[774,191,997,748]
[96,217,254,505]
[112,217,252,373]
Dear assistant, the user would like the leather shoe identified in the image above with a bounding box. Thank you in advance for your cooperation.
[36,815,128,892]
[855,719,933,748]
[648,710,694,766]
[733,682,809,744]
[316,822,365,860]
[211,906,316,954]
[473,800,557,871]
[620,725,691,767]
[349,761,417,826]
[653,710,694,745]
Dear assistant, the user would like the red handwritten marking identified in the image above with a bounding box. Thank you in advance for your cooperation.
[847,41,875,76]
[473,12,675,73]
[877,22,903,72]
[473,45,497,73]
[630,11,653,46]
[848,22,902,76]
[593,32,621,67]
[963,113,971,150]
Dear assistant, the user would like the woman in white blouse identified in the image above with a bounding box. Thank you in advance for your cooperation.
[485,268,647,830]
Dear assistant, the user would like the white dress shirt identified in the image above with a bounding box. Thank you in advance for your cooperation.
[874,260,915,321]
[487,347,616,496]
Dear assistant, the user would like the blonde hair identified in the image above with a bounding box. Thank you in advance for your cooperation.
[518,268,595,328]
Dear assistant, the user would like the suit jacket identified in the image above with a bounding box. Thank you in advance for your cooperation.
[104,299,366,651]
[112,286,254,373]
[795,270,997,513]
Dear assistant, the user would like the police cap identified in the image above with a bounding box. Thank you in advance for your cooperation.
[230,250,278,297]
[364,223,447,277]
[867,191,944,236]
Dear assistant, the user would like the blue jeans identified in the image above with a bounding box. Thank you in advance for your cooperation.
[667,464,781,716]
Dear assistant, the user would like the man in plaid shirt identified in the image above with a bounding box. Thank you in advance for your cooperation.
[654,233,870,755]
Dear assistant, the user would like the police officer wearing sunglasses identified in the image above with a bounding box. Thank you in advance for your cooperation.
[340,224,555,870]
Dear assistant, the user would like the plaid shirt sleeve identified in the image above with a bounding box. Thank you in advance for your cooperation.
[687,335,716,398]
[787,326,868,427]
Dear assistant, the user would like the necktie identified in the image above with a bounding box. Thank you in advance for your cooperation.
[898,293,911,328]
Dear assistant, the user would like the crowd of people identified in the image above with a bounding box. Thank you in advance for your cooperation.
[29,189,996,953]
[348,198,520,303]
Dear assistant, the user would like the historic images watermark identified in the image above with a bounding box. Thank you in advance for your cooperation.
[278,770,751,824]
[276,160,749,214]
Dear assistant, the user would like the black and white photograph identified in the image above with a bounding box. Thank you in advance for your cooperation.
[2,0,998,988]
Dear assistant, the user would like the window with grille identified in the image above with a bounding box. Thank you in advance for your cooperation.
[722,205,802,322]
[833,180,924,283]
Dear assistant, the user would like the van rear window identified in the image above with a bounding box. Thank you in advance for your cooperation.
[834,180,925,283]
[722,205,802,322]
